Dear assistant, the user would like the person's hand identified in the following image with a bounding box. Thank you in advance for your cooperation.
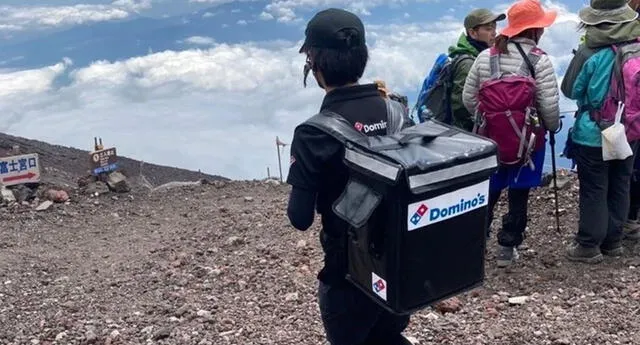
[374,79,389,98]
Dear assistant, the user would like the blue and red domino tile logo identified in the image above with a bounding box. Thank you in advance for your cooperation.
[373,278,386,293]
[409,204,429,226]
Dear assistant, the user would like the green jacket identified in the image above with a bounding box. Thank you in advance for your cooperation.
[448,34,480,131]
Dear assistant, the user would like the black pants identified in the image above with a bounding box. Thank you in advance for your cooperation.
[487,188,530,247]
[318,280,410,345]
[574,143,635,247]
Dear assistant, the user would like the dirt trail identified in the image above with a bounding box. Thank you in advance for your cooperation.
[1,176,639,345]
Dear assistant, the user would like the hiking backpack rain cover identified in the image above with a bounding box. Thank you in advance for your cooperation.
[475,45,546,168]
[303,106,498,315]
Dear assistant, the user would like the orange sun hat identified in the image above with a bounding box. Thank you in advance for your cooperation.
[500,0,558,38]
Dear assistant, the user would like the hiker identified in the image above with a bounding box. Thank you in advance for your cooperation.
[623,0,640,241]
[449,9,506,131]
[415,9,505,129]
[286,8,414,345]
[462,0,560,267]
[560,0,640,262]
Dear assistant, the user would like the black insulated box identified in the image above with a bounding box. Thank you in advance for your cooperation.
[331,120,498,315]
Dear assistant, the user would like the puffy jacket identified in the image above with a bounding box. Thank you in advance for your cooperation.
[462,37,560,133]
[448,34,480,131]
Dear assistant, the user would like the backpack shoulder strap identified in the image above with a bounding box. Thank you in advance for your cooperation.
[609,40,640,103]
[452,53,475,66]
[385,98,408,134]
[489,47,500,79]
[515,43,545,78]
[449,53,475,81]
[303,111,366,146]
[302,98,406,144]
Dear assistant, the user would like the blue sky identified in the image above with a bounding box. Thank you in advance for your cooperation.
[0,0,588,179]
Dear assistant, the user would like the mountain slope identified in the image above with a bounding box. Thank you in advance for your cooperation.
[0,131,227,187]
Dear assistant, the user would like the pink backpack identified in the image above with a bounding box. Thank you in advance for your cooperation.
[474,44,546,167]
[592,39,640,142]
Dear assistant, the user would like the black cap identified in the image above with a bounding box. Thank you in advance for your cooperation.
[299,8,366,53]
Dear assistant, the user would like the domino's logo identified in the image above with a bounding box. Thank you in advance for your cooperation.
[409,204,429,226]
[373,279,385,292]
[371,272,387,301]
[407,180,489,231]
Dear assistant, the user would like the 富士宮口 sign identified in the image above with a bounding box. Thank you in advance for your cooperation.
[90,147,118,175]
[0,153,41,186]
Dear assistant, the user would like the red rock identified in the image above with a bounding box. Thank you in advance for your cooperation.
[46,189,69,203]
[434,297,463,314]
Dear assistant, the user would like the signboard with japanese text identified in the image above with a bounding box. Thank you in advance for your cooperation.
[0,153,41,186]
[90,147,118,175]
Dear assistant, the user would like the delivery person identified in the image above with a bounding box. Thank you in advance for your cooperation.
[286,8,415,345]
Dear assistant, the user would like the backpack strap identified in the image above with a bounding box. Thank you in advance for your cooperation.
[609,40,640,103]
[385,98,409,135]
[515,43,545,78]
[489,47,501,79]
[303,98,406,145]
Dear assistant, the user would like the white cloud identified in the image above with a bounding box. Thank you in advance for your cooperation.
[0,0,153,31]
[237,19,248,25]
[0,1,581,180]
[259,11,275,20]
[261,0,420,22]
[111,0,153,12]
[180,36,217,46]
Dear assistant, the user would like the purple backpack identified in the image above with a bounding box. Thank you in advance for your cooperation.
[475,44,546,167]
[593,39,640,142]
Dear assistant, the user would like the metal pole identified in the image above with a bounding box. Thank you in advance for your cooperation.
[550,132,561,233]
[277,144,283,182]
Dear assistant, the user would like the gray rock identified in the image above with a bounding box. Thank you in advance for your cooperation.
[196,310,212,318]
[226,236,243,246]
[1,186,15,204]
[107,171,130,193]
[85,327,98,343]
[35,200,53,211]
[153,327,172,340]
[8,184,34,203]
[85,181,110,196]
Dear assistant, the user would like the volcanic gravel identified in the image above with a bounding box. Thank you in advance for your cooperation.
[1,176,639,345]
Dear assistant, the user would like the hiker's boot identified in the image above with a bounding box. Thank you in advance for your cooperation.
[601,241,624,257]
[623,220,640,241]
[566,242,603,264]
[496,245,519,268]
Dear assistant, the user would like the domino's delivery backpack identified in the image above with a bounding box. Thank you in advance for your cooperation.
[303,99,499,315]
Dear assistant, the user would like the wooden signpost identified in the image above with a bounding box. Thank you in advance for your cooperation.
[89,137,118,176]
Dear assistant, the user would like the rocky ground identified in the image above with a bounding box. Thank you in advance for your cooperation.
[0,135,639,345]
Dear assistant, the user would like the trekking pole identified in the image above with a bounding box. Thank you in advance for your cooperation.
[549,131,561,233]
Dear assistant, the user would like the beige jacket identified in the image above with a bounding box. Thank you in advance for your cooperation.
[462,37,560,132]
